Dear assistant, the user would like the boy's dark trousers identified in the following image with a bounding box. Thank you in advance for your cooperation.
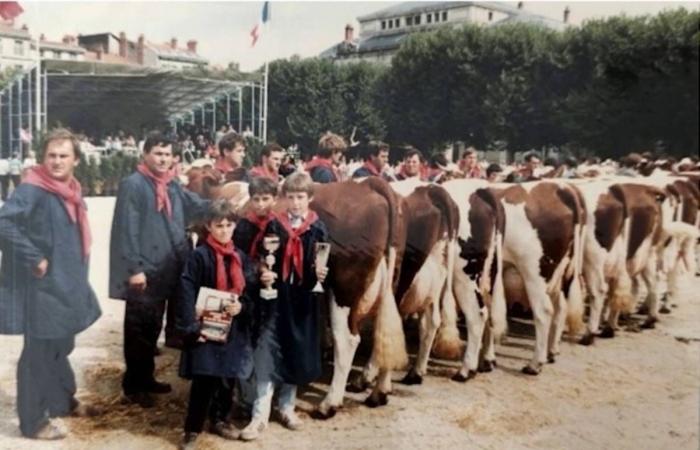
[17,334,76,437]
[185,375,234,433]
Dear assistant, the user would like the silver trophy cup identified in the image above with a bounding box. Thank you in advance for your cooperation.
[312,242,331,293]
[260,235,281,300]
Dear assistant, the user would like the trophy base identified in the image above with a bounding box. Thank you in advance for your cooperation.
[260,288,278,300]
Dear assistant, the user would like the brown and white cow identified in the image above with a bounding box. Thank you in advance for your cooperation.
[489,181,586,374]
[389,178,461,385]
[311,178,408,416]
[438,179,508,381]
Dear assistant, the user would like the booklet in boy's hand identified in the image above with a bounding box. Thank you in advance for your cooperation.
[195,287,237,343]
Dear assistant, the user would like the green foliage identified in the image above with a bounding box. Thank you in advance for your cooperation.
[74,153,139,196]
[261,8,697,159]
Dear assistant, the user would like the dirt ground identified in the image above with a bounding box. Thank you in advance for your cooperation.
[1,197,698,450]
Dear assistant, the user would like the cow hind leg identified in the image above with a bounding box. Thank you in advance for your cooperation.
[452,285,485,383]
[548,291,567,363]
[640,254,660,329]
[478,323,497,373]
[365,369,391,408]
[316,296,361,419]
[522,275,553,375]
[402,302,440,385]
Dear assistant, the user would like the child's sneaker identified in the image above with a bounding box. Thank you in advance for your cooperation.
[278,410,303,431]
[210,421,240,440]
[240,418,267,441]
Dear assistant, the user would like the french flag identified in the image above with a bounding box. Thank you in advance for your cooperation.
[0,2,24,21]
[250,1,270,47]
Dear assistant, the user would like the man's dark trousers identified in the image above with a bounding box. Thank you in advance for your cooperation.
[17,335,76,437]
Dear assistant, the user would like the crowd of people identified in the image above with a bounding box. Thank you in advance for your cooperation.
[1,126,698,449]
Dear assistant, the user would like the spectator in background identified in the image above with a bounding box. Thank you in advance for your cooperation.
[242,126,254,139]
[486,163,503,182]
[249,143,284,182]
[22,151,37,173]
[215,132,249,182]
[0,155,9,201]
[506,153,541,182]
[306,131,346,183]
[396,147,426,181]
[459,148,484,179]
[352,141,389,179]
[215,125,228,146]
[9,153,22,190]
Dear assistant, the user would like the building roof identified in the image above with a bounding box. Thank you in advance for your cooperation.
[0,22,31,39]
[357,1,523,22]
[40,41,86,53]
[146,42,207,64]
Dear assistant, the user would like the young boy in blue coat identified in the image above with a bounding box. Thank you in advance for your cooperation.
[240,172,329,441]
[176,199,260,449]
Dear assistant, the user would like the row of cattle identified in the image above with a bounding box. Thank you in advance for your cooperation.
[189,169,700,419]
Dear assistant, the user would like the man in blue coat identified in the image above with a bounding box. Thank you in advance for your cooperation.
[109,131,209,408]
[0,129,102,440]
[305,132,346,183]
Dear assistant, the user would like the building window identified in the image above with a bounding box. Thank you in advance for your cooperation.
[427,13,432,23]
[434,12,440,22]
[70,53,77,60]
[488,11,493,21]
[415,15,421,25]
[388,19,393,29]
[406,16,413,26]
[395,18,399,28]
[381,20,386,30]
[442,11,448,21]
[14,40,23,56]
[40,50,45,58]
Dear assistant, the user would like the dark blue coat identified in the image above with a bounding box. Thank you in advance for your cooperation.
[175,244,256,379]
[0,184,101,338]
[309,166,337,184]
[255,217,328,385]
[352,166,375,178]
[109,172,209,300]
[233,217,264,257]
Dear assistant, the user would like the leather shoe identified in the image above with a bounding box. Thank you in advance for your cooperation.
[125,392,155,408]
[146,380,172,394]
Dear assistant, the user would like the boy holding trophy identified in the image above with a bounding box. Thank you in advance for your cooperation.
[241,172,329,441]
[175,200,261,449]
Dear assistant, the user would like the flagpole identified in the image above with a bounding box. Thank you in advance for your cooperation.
[262,59,268,143]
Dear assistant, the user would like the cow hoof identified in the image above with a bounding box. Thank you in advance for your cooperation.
[579,333,595,346]
[641,317,657,329]
[311,406,337,420]
[451,370,477,383]
[364,392,388,408]
[400,370,423,385]
[625,323,642,333]
[521,364,541,376]
[478,360,496,373]
[659,305,671,314]
[547,353,556,364]
[636,304,649,315]
[599,326,615,339]
[346,377,370,393]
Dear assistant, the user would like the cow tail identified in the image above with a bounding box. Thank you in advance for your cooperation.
[557,185,586,335]
[432,238,464,359]
[365,177,408,370]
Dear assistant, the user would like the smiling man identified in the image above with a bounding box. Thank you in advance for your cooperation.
[0,128,102,440]
[109,131,210,408]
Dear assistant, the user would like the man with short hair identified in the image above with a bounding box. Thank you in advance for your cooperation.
[306,132,346,183]
[352,141,389,178]
[215,132,248,182]
[0,128,102,440]
[396,147,425,180]
[458,148,484,179]
[486,163,503,182]
[109,131,210,408]
[249,143,284,182]
[506,153,541,182]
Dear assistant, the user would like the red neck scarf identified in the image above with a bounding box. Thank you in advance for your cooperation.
[249,165,278,182]
[245,210,273,258]
[306,157,339,181]
[362,161,381,176]
[137,163,175,218]
[205,234,246,295]
[214,157,235,174]
[23,166,92,261]
[276,211,319,283]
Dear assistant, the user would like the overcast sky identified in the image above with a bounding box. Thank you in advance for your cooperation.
[17,1,700,71]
